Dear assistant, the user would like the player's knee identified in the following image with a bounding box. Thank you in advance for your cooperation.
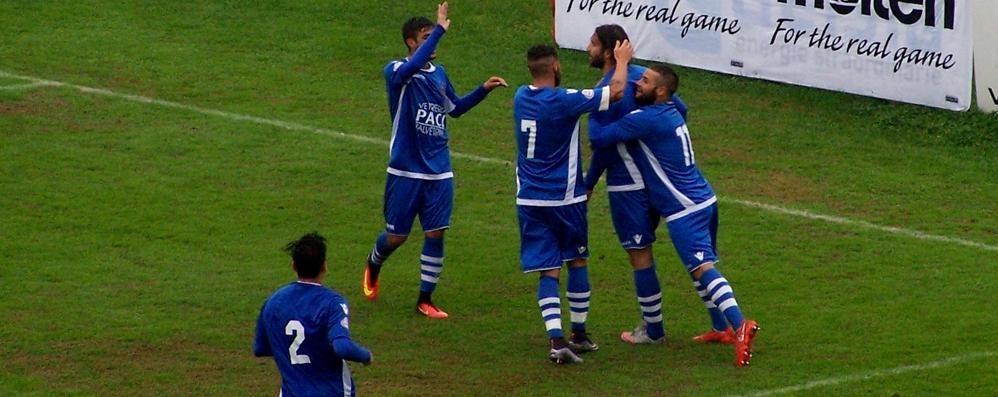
[626,248,653,270]
[387,234,408,247]
[424,229,445,239]
[691,262,714,280]
[567,258,587,268]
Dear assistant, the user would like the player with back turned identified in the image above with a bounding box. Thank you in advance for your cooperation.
[254,232,373,396]
[361,2,507,319]
[512,41,633,364]
[588,64,760,367]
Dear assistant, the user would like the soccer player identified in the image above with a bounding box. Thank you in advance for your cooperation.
[512,41,633,364]
[362,2,507,319]
[588,64,760,367]
[254,232,373,396]
[582,26,729,346]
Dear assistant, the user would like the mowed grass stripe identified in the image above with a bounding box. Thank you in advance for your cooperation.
[2,68,993,253]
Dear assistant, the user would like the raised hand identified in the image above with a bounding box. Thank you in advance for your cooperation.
[613,39,634,65]
[483,76,508,91]
[437,2,451,31]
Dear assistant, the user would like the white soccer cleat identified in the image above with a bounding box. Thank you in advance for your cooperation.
[620,322,664,345]
[548,347,584,364]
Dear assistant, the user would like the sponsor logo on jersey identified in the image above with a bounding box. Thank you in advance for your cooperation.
[415,102,447,137]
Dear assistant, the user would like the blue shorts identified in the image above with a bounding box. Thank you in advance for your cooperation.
[608,190,659,250]
[665,203,719,272]
[383,175,453,235]
[517,203,589,273]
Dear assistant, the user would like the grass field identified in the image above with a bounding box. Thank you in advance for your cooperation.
[2,1,996,396]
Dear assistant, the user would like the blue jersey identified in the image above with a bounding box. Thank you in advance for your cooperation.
[513,85,610,206]
[254,282,372,397]
[384,25,489,180]
[586,65,689,192]
[589,102,715,221]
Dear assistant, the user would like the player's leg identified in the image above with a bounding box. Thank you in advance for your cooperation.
[690,274,735,344]
[555,202,596,352]
[672,204,758,366]
[610,191,665,344]
[364,175,415,301]
[415,179,453,319]
[519,205,581,364]
[620,247,666,344]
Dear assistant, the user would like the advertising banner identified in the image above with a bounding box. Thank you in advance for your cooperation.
[555,0,974,111]
[974,0,998,112]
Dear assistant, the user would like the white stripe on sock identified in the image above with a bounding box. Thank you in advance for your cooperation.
[638,293,662,303]
[719,298,738,312]
[566,291,591,299]
[420,274,439,283]
[419,254,443,264]
[538,297,560,307]
[711,286,734,303]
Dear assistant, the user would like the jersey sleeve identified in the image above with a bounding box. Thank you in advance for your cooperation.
[589,110,651,148]
[252,300,272,357]
[671,94,689,121]
[444,74,489,118]
[561,87,610,117]
[326,298,372,363]
[386,25,446,87]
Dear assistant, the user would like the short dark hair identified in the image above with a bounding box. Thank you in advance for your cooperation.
[527,44,558,78]
[594,24,629,61]
[648,63,679,96]
[284,232,326,278]
[402,16,434,42]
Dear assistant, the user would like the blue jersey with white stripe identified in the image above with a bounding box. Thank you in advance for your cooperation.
[589,102,715,220]
[586,65,689,192]
[254,282,370,397]
[384,25,488,180]
[513,85,610,206]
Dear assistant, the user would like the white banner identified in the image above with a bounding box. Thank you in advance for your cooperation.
[974,0,998,112]
[555,0,973,111]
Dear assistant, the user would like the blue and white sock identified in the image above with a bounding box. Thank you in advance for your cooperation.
[538,275,564,339]
[368,232,397,266]
[698,268,744,329]
[419,236,444,294]
[634,266,665,340]
[566,266,591,334]
[693,278,730,331]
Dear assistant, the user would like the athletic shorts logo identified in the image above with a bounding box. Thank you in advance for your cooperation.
[581,89,595,99]
[578,246,587,254]
[633,234,643,244]
[694,251,705,261]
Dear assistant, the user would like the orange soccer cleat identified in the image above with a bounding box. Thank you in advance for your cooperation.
[362,264,380,301]
[693,328,735,345]
[734,320,760,367]
[416,301,449,319]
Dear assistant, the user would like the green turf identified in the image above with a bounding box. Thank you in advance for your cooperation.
[1,1,996,396]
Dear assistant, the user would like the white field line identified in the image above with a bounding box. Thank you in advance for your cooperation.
[0,81,57,90]
[1,69,994,252]
[728,351,996,397]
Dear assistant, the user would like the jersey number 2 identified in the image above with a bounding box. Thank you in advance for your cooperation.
[285,320,311,364]
[521,119,537,159]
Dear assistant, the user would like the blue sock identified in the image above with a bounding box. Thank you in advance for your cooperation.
[537,275,563,339]
[566,266,591,334]
[419,236,444,294]
[634,266,665,340]
[692,276,730,332]
[368,232,397,266]
[698,268,744,329]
